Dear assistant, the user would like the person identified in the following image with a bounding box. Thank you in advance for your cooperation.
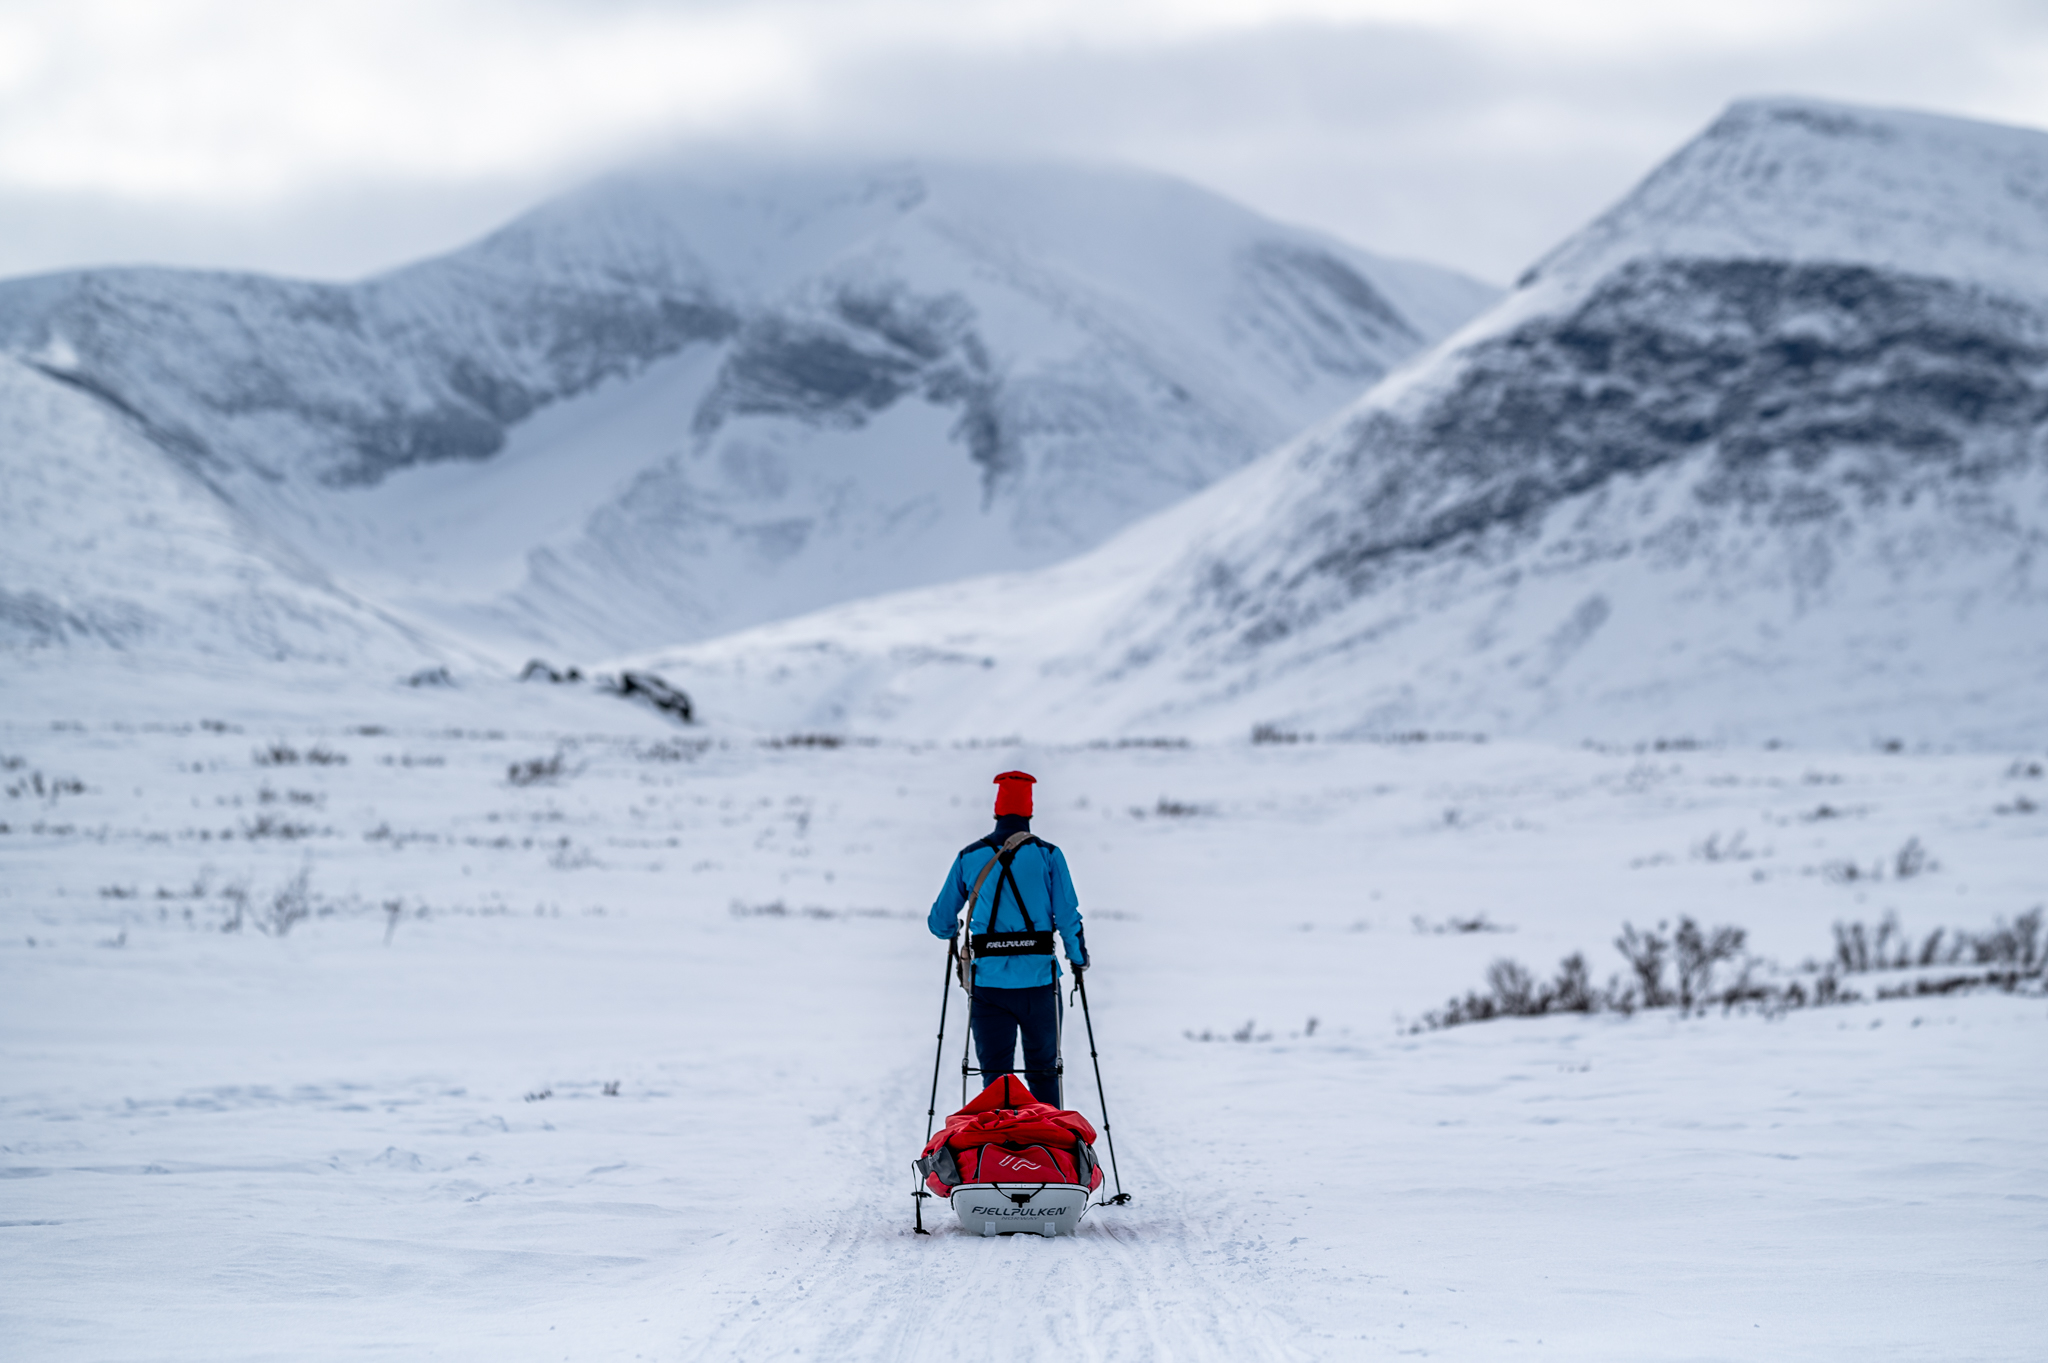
[927,770,1087,1109]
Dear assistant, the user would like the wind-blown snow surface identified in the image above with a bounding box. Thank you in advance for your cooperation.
[3,698,2043,1361]
[0,160,1494,662]
[627,100,2048,749]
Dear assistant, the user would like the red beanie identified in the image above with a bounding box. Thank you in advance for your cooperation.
[993,770,1035,816]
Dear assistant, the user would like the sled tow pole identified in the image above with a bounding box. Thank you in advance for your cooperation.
[914,938,959,1235]
[1073,966,1130,1206]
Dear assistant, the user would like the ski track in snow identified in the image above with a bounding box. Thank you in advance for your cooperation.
[2,691,2043,1360]
[685,1059,1301,1363]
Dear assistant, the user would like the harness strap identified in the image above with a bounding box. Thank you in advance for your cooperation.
[973,848,1054,957]
[955,832,1036,989]
[991,856,1040,933]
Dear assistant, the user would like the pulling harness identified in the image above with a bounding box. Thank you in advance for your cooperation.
[954,831,1056,987]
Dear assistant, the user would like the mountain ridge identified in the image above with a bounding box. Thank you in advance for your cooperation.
[620,98,2048,747]
[0,156,1497,661]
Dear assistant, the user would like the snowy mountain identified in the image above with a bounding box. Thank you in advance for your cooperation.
[629,100,2048,747]
[0,159,1495,662]
[0,357,448,668]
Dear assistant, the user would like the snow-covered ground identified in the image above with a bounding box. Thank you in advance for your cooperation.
[8,95,2043,1363]
[4,684,2042,1360]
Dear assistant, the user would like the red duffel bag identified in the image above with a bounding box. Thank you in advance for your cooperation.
[917,1074,1104,1198]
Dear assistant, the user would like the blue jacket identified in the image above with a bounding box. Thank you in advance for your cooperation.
[928,832,1086,988]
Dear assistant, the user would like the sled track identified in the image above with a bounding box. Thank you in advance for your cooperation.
[680,1066,1303,1362]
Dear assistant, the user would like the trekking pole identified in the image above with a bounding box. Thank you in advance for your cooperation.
[915,938,958,1235]
[924,939,957,1149]
[958,949,977,1105]
[1072,966,1131,1205]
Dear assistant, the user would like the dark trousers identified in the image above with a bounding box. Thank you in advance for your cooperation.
[970,984,1061,1110]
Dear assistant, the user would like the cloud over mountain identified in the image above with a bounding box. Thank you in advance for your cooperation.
[634,100,2048,747]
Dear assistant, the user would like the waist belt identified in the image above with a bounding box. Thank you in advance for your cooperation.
[971,930,1055,957]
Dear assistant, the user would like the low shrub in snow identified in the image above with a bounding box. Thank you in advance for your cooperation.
[1184,1020,1274,1043]
[729,899,901,920]
[217,866,319,937]
[1410,908,2045,1032]
[1692,830,1764,862]
[1251,724,1309,744]
[1827,908,2043,974]
[1819,836,1935,884]
[4,769,88,801]
[507,752,565,786]
[239,813,324,841]
[253,742,347,767]
[638,739,712,762]
[1088,736,1191,749]
[765,728,851,749]
[1413,913,1513,934]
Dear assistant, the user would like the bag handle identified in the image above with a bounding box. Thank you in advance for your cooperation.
[954,832,1035,989]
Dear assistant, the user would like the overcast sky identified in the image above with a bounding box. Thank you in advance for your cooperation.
[3,0,2045,286]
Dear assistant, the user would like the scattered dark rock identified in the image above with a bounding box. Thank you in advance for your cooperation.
[519,659,583,683]
[601,670,694,724]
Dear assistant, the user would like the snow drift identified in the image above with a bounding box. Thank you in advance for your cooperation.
[628,99,2048,747]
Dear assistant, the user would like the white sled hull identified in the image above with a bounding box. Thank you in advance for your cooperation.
[949,1183,1091,1237]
